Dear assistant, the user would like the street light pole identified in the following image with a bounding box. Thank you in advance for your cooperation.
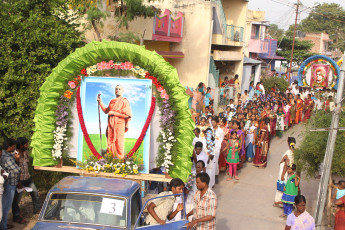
[314,55,345,229]
[288,0,300,83]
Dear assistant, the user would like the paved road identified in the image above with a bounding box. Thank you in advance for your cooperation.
[214,124,332,230]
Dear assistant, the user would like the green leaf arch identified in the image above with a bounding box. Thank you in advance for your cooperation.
[31,41,194,181]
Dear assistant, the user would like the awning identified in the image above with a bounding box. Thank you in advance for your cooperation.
[243,57,262,64]
[261,55,285,60]
[156,51,184,59]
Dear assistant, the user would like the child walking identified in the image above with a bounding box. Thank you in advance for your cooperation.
[275,106,285,138]
[281,164,300,218]
[226,131,241,181]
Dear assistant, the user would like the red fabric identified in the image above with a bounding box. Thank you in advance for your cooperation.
[127,96,156,158]
[253,127,270,168]
[295,99,304,123]
[270,118,276,136]
[218,140,227,171]
[334,198,345,230]
[76,87,102,159]
[335,209,345,230]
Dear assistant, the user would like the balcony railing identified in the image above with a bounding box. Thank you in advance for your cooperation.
[210,56,220,86]
[226,25,244,43]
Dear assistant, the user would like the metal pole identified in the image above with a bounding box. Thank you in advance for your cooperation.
[288,0,300,83]
[314,55,345,229]
[97,95,103,156]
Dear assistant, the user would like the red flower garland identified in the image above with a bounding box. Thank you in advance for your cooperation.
[76,87,156,159]
[76,87,102,159]
[127,96,156,158]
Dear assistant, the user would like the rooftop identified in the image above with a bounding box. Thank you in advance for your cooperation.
[49,176,140,197]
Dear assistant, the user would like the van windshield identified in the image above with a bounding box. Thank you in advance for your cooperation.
[43,193,127,228]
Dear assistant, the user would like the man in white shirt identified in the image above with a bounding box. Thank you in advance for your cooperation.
[210,117,224,185]
[192,142,208,174]
[192,128,206,153]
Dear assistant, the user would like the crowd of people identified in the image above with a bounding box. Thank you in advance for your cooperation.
[1,78,345,230]
[0,138,40,230]
[186,78,345,229]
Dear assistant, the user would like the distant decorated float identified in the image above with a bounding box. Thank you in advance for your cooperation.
[31,41,194,182]
[298,55,341,89]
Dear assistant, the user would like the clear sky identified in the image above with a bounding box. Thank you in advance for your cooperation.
[83,78,151,138]
[248,0,345,30]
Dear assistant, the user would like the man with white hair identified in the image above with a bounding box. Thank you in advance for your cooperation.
[97,85,131,158]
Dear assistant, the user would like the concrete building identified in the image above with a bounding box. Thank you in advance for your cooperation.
[297,32,342,61]
[241,10,285,92]
[211,0,248,90]
[83,0,249,92]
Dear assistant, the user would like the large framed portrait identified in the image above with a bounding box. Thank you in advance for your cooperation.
[77,77,152,173]
[310,64,330,88]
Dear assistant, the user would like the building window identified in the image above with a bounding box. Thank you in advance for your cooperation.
[251,25,260,40]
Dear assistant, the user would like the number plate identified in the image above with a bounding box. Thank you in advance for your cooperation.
[100,198,124,216]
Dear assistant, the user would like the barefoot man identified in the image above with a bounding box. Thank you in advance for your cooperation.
[97,85,131,158]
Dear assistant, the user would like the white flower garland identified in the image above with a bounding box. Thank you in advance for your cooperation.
[160,130,176,171]
[84,160,139,175]
[52,124,67,160]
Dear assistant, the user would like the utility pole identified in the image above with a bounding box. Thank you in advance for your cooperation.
[288,0,300,83]
[314,55,345,230]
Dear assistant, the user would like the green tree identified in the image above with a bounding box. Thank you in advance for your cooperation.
[276,37,318,67]
[70,0,155,42]
[0,0,84,140]
[262,77,289,93]
[267,24,284,40]
[286,3,345,51]
[294,111,345,177]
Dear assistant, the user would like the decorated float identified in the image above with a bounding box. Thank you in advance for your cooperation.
[31,41,194,183]
[298,55,341,89]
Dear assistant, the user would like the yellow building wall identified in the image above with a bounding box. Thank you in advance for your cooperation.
[83,0,213,89]
[222,0,248,27]
[216,0,248,89]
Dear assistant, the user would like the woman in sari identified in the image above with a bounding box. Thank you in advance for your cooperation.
[219,118,229,172]
[195,82,205,113]
[260,104,274,134]
[295,94,304,124]
[334,195,345,230]
[289,98,296,126]
[285,195,315,230]
[253,118,270,168]
[245,116,256,162]
[283,101,291,130]
[303,94,314,122]
[255,83,263,96]
[274,137,295,207]
[270,103,277,137]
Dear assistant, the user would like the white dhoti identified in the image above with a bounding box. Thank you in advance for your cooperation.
[214,147,221,176]
[206,161,215,188]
